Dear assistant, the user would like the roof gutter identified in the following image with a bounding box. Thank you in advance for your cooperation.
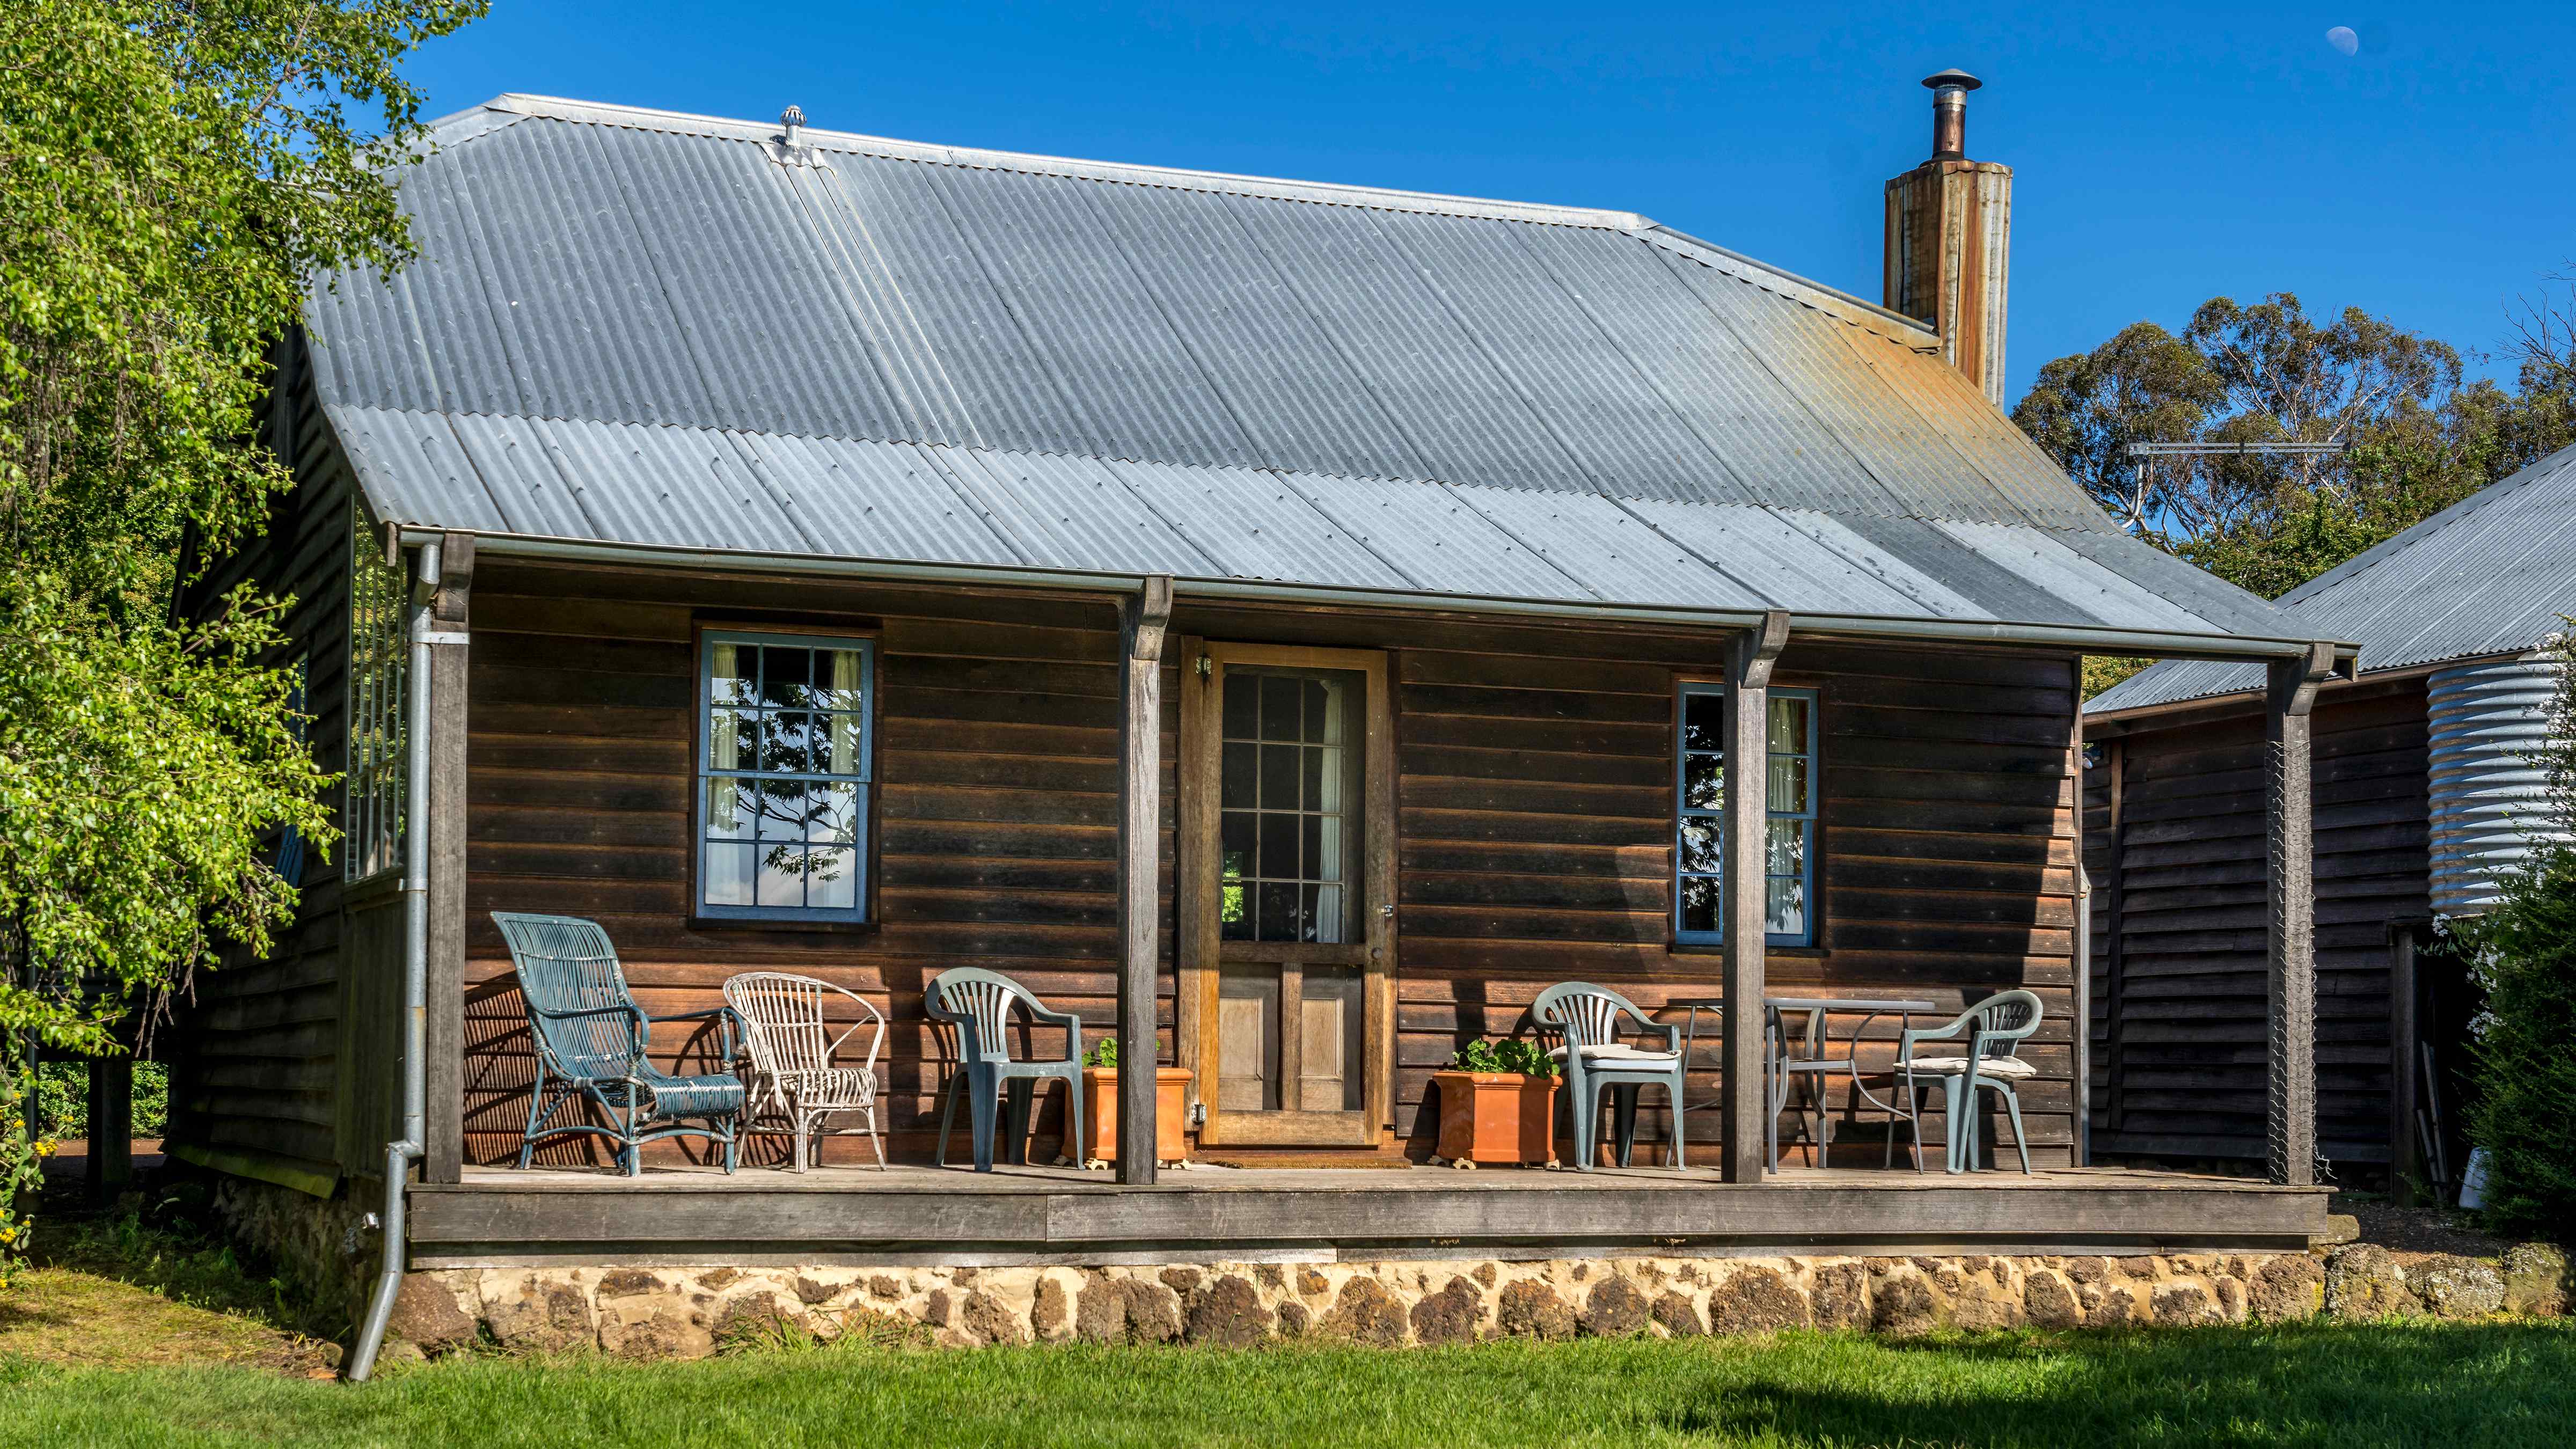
[411,529,2352,664]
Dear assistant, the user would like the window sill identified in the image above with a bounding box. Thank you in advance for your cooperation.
[686,916,881,937]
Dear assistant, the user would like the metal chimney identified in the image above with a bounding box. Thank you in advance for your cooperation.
[1884,70,2013,405]
[1924,68,1980,161]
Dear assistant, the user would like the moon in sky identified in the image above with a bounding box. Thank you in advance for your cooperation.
[2326,26,2360,56]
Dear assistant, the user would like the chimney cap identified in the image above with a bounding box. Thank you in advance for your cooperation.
[1922,68,1982,92]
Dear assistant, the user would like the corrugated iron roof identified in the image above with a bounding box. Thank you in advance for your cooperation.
[306,94,2308,647]
[2090,442,2576,714]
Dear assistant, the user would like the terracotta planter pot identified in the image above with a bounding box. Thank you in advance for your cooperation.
[1078,1066,1194,1166]
[1431,1070,1558,1166]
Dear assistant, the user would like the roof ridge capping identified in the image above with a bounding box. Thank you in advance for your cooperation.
[460,93,1931,345]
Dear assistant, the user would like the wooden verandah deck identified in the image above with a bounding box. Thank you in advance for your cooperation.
[411,1161,2328,1269]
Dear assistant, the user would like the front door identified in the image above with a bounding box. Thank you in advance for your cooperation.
[1180,642,1395,1147]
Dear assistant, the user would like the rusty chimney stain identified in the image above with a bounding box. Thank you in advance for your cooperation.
[1923,68,1980,161]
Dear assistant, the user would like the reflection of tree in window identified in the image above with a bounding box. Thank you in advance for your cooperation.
[1217,670,1355,944]
[701,636,870,916]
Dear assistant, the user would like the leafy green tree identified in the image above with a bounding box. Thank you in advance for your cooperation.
[2019,292,2576,697]
[0,0,481,1272]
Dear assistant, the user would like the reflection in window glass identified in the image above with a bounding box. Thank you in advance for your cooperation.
[699,632,872,920]
[1219,671,1356,943]
[1674,684,1818,946]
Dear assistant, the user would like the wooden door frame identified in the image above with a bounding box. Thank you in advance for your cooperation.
[1176,640,1396,1148]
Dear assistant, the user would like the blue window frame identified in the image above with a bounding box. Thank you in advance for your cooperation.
[696,630,874,922]
[1675,683,1819,948]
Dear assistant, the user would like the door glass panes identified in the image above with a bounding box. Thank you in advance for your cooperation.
[1219,670,1353,943]
[701,634,872,918]
[1675,685,1818,946]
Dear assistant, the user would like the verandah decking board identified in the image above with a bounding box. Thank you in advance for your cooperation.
[409,1164,2325,1267]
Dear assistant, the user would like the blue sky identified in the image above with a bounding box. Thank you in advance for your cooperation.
[408,3,2576,404]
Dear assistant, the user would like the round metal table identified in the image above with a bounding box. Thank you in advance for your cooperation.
[1669,995,1937,1169]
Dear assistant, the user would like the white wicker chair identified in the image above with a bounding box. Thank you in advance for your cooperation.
[721,972,887,1172]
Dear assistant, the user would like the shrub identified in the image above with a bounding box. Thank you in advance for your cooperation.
[1448,1038,1557,1077]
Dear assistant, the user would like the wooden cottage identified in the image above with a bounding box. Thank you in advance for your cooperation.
[2084,441,2576,1193]
[160,89,2349,1344]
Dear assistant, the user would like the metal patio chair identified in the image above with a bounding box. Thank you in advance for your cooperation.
[723,971,887,1173]
[1896,989,2044,1174]
[926,967,1086,1173]
[1532,982,1688,1172]
[493,912,745,1177]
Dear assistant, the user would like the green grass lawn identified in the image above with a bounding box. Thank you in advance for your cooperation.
[3,1319,2572,1448]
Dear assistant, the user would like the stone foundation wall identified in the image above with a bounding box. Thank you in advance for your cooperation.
[202,1174,380,1331]
[387,1250,2372,1358]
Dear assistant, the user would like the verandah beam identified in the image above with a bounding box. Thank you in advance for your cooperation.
[2265,642,2334,1188]
[1117,577,1175,1185]
[1722,611,1792,1183]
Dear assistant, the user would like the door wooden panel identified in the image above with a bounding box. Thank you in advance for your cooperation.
[1180,642,1395,1147]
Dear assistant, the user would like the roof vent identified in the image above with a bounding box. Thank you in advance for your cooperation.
[1922,69,1980,161]
[780,105,806,150]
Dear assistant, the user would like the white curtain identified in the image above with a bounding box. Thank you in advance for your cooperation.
[1313,680,1345,943]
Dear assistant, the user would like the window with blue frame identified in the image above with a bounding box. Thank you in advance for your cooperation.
[696,631,874,921]
[1675,683,1819,947]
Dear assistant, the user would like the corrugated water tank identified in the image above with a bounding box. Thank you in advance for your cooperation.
[2427,654,2567,914]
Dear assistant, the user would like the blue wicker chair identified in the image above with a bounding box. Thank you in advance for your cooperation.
[927,967,1086,1173]
[493,912,746,1177]
[1531,982,1688,1171]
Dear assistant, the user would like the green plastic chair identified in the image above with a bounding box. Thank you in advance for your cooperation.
[1532,982,1687,1171]
[927,967,1086,1173]
[1896,989,2044,1174]
[493,912,745,1176]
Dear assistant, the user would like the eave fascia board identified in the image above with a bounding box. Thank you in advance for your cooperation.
[404,528,2352,663]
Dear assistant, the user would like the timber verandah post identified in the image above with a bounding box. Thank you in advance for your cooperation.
[1722,612,1792,1183]
[2265,642,2335,1188]
[1117,577,1175,1185]
[422,533,474,1184]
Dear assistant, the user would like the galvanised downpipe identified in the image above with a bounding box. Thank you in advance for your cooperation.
[349,540,439,1382]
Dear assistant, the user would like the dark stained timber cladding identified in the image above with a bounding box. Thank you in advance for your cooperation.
[162,333,363,1188]
[1394,637,2084,1169]
[458,564,1160,1168]
[2089,684,2428,1164]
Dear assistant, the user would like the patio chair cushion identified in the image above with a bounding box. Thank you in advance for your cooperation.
[1548,1044,1680,1065]
[1898,1055,2036,1080]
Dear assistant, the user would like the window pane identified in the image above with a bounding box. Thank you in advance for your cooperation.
[1257,880,1299,942]
[810,782,860,845]
[1678,818,1723,875]
[1260,744,1299,810]
[1260,676,1302,742]
[761,646,814,707]
[755,781,815,841]
[826,709,862,778]
[1220,882,1251,940]
[756,844,809,908]
[1766,875,1807,938]
[704,843,756,906]
[1768,694,1809,753]
[1312,884,1345,945]
[1258,813,1298,881]
[1765,818,1806,877]
[1767,755,1809,814]
[1302,679,1329,744]
[1223,674,1257,739]
[1221,742,1257,809]
[1301,745,1324,812]
[1679,875,1721,935]
[712,642,757,707]
[806,848,859,910]
[1683,752,1724,811]
[1682,691,1725,752]
[817,648,866,711]
[706,781,755,841]
[709,708,757,772]
[1221,811,1254,880]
